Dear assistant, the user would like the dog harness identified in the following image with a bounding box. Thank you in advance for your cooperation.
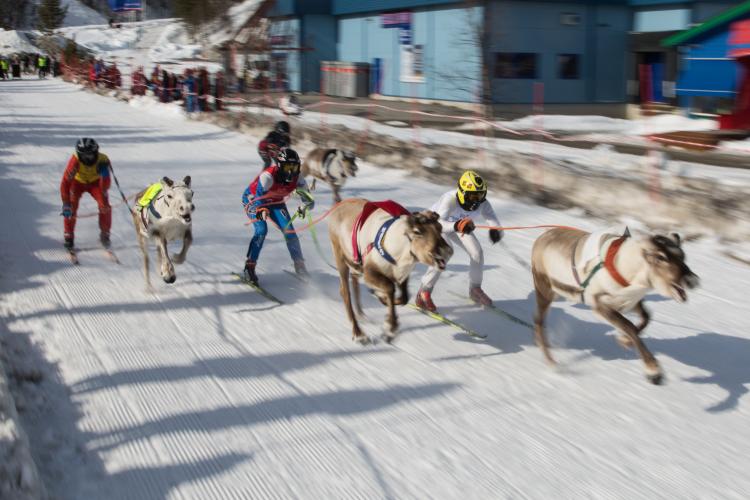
[351,200,410,265]
[572,229,631,302]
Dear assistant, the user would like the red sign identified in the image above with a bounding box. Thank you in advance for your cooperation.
[381,12,411,29]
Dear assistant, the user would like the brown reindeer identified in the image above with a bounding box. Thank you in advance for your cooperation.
[531,228,699,384]
[328,198,453,343]
[301,148,358,203]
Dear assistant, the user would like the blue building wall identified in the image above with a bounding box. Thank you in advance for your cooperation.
[337,5,482,102]
[489,1,629,103]
[675,28,739,101]
[301,14,337,92]
[270,18,301,92]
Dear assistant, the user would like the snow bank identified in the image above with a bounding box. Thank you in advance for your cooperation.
[148,23,201,62]
[205,0,265,46]
[456,113,718,135]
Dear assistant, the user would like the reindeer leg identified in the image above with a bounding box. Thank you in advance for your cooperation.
[394,278,409,306]
[618,300,651,349]
[594,300,663,385]
[132,212,152,290]
[365,267,398,342]
[172,229,192,264]
[350,273,366,319]
[333,244,367,343]
[156,235,176,284]
[333,184,342,203]
[310,178,317,191]
[532,267,556,365]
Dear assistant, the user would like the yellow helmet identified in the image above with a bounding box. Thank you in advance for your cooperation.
[456,170,487,210]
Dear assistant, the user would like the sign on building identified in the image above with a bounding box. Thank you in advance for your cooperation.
[400,44,424,83]
[381,12,411,29]
[108,0,142,11]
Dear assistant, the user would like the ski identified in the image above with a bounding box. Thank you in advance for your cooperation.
[67,249,80,265]
[103,248,121,264]
[284,269,310,284]
[448,291,533,328]
[407,303,487,339]
[231,272,284,304]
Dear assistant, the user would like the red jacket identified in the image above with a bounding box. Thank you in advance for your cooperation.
[60,153,112,204]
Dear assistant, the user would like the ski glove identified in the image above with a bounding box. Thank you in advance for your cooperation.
[489,229,503,244]
[254,207,269,221]
[61,203,72,219]
[454,218,475,235]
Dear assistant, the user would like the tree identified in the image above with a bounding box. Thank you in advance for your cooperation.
[0,0,31,30]
[37,0,68,32]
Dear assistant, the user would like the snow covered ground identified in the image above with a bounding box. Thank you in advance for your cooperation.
[1,77,750,499]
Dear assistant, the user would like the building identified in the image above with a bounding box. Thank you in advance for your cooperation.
[629,1,743,107]
[662,1,750,127]
[266,0,336,93]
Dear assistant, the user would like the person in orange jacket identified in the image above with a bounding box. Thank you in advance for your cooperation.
[60,138,113,250]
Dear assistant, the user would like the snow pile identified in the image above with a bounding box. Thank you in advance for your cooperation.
[61,24,139,56]
[128,94,186,119]
[60,0,108,27]
[457,113,718,136]
[0,30,41,54]
[148,23,201,62]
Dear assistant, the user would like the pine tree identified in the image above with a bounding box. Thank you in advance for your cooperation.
[0,0,31,30]
[37,0,68,32]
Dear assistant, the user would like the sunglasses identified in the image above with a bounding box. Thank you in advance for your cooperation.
[464,191,486,203]
[280,162,298,172]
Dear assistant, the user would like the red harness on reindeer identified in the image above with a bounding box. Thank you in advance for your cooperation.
[352,200,410,265]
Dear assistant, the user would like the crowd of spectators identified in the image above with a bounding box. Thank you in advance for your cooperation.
[131,64,226,112]
[0,53,60,80]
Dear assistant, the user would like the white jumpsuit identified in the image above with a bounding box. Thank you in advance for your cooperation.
[420,190,501,290]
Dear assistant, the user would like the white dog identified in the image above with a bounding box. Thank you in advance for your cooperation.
[132,176,194,287]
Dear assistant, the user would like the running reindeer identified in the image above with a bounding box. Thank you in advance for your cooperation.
[531,228,699,384]
[328,198,453,343]
[301,148,358,203]
[132,176,194,287]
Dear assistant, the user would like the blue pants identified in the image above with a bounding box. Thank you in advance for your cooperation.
[246,203,303,263]
[185,95,197,112]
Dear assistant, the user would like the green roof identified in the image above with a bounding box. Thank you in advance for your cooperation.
[662,0,750,47]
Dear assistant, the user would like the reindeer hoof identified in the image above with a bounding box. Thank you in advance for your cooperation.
[646,372,664,385]
[353,334,370,345]
[381,333,395,344]
[163,275,176,284]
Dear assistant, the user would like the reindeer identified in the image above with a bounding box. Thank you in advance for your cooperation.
[531,227,699,384]
[328,198,453,343]
[301,148,358,203]
[132,176,194,287]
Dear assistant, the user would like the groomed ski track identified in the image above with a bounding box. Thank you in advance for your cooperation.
[1,78,749,499]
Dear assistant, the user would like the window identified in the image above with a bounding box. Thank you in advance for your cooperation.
[494,53,538,79]
[557,54,580,79]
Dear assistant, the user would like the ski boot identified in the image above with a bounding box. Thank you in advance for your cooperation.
[243,260,258,285]
[64,237,74,250]
[294,260,310,279]
[469,286,493,307]
[100,232,111,249]
[415,288,437,312]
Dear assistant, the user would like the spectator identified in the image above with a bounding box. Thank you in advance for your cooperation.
[161,69,170,102]
[183,69,197,112]
[0,57,7,80]
[11,56,21,79]
[197,67,210,111]
[38,54,48,79]
[214,70,225,111]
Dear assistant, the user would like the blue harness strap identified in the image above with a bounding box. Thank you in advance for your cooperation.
[148,199,162,219]
[370,217,400,264]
